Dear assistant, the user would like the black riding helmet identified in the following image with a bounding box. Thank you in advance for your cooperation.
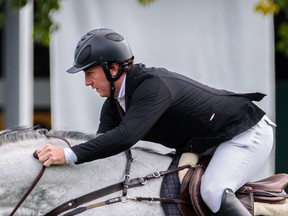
[67,28,134,98]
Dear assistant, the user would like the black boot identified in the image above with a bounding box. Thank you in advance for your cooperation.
[215,188,252,216]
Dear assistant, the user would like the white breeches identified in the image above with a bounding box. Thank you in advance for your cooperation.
[200,115,275,213]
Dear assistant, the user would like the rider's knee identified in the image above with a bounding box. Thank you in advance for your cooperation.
[200,178,224,213]
[200,181,215,204]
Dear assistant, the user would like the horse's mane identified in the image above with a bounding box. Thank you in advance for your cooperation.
[0,126,97,145]
[48,130,97,141]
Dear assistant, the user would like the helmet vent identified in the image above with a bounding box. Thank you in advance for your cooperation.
[67,29,133,73]
[105,33,124,42]
[77,45,91,65]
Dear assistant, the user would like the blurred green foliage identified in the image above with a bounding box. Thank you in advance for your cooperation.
[137,0,156,6]
[0,0,154,46]
[0,0,61,47]
[255,0,288,58]
[33,0,60,46]
[0,0,287,59]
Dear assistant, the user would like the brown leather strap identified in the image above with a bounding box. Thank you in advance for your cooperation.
[64,195,191,216]
[10,132,72,216]
[114,99,132,197]
[9,165,46,216]
[63,197,122,216]
[238,187,288,203]
[133,196,191,205]
[46,163,194,215]
[123,149,133,197]
[45,182,125,216]
[45,133,72,147]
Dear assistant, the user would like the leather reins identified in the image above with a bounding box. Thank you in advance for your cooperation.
[9,131,192,216]
[9,164,46,216]
[9,133,72,216]
[10,101,189,215]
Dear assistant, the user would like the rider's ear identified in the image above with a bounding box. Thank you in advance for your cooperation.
[109,63,120,76]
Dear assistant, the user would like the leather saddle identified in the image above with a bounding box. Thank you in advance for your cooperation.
[245,173,288,203]
[178,157,288,216]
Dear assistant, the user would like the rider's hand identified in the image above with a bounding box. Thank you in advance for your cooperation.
[36,144,66,167]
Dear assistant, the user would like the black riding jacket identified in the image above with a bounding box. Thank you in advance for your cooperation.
[72,63,265,164]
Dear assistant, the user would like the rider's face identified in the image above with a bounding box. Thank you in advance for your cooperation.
[84,63,123,98]
[84,65,110,97]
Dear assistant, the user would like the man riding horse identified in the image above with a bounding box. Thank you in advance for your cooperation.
[36,28,275,216]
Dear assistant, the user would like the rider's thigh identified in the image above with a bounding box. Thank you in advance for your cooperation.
[200,115,275,213]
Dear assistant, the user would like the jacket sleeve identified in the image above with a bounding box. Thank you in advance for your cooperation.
[71,76,173,164]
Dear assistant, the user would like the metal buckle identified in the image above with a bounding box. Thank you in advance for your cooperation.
[152,172,161,178]
[139,177,147,185]
[124,174,130,181]
[120,194,128,203]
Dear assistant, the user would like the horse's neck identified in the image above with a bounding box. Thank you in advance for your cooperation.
[0,135,127,182]
[0,138,125,212]
[0,137,172,216]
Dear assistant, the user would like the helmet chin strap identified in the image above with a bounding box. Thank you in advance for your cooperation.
[100,62,127,99]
